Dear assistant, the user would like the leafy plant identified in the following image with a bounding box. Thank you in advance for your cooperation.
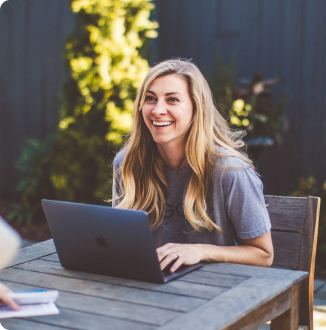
[10,0,158,225]
[8,138,56,225]
[291,176,326,255]
[209,57,287,145]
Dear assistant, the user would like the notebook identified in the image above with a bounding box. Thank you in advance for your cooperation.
[42,199,203,283]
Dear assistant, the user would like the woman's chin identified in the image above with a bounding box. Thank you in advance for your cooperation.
[151,135,171,145]
[153,139,169,146]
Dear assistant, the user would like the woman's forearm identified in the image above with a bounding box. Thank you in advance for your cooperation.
[199,243,273,267]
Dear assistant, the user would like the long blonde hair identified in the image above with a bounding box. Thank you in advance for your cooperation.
[113,59,253,232]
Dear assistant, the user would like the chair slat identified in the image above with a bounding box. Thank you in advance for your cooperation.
[264,195,307,232]
[271,231,302,268]
[298,197,320,329]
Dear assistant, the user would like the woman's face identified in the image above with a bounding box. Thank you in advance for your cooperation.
[142,74,194,151]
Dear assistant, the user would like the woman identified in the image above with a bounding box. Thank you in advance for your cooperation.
[112,59,273,273]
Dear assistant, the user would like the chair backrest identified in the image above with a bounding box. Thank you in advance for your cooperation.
[264,195,320,330]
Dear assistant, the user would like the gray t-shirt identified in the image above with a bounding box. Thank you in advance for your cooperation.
[112,148,271,247]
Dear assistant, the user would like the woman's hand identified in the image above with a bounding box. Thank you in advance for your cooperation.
[156,243,204,273]
[156,232,274,272]
[0,283,20,310]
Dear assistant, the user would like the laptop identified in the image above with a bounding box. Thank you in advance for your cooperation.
[42,199,203,283]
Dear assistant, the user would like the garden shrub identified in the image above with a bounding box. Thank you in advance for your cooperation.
[209,56,287,144]
[10,0,157,225]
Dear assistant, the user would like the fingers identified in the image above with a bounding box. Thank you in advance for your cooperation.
[157,243,201,272]
[156,243,176,262]
[170,257,184,273]
[160,251,184,273]
[0,296,20,311]
[157,244,203,273]
[156,243,187,272]
[0,283,20,311]
[160,251,179,271]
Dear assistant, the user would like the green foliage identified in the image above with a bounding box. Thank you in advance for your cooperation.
[291,176,319,198]
[209,56,287,143]
[291,176,326,254]
[8,138,56,225]
[61,0,158,144]
[10,0,157,225]
[209,53,237,116]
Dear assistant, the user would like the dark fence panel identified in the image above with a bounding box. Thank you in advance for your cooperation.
[154,0,326,195]
[1,0,325,197]
[0,0,74,195]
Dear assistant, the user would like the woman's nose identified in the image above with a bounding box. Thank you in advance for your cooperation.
[152,100,167,116]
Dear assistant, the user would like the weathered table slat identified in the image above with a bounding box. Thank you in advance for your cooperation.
[0,268,206,312]
[179,270,248,287]
[7,240,56,267]
[4,308,156,330]
[0,240,308,330]
[41,253,63,262]
[2,319,66,330]
[203,262,307,282]
[225,284,297,330]
[0,280,181,326]
[42,253,302,281]
[157,277,305,330]
[13,259,228,299]
[40,255,248,288]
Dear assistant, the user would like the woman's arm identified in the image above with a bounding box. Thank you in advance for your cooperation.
[157,231,274,272]
[0,217,21,269]
[201,231,273,266]
[0,217,21,310]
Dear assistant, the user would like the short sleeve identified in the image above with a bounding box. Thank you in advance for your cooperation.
[222,166,271,240]
[112,149,126,207]
[112,160,120,208]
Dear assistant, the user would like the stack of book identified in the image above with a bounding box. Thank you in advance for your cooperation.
[0,289,59,319]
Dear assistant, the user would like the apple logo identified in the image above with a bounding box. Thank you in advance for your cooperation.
[95,235,107,248]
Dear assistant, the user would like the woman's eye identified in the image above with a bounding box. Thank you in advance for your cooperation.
[145,95,155,101]
[168,97,179,102]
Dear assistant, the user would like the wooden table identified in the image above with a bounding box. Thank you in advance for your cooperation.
[0,240,308,330]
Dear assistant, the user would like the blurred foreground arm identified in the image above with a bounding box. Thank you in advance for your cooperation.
[0,216,21,310]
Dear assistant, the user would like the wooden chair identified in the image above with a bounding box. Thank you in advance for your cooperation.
[262,195,320,330]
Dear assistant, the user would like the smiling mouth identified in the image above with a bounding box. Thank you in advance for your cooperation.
[152,121,174,127]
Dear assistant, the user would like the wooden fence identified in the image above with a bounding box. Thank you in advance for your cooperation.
[154,0,326,194]
[0,0,74,195]
[0,0,325,196]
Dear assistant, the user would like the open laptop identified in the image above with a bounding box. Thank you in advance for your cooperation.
[42,199,203,283]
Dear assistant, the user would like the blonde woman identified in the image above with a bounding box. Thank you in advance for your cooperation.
[112,59,273,273]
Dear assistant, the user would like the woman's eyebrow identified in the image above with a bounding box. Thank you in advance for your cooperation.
[166,92,182,96]
[146,90,182,96]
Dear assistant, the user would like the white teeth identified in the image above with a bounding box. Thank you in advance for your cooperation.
[153,121,173,127]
